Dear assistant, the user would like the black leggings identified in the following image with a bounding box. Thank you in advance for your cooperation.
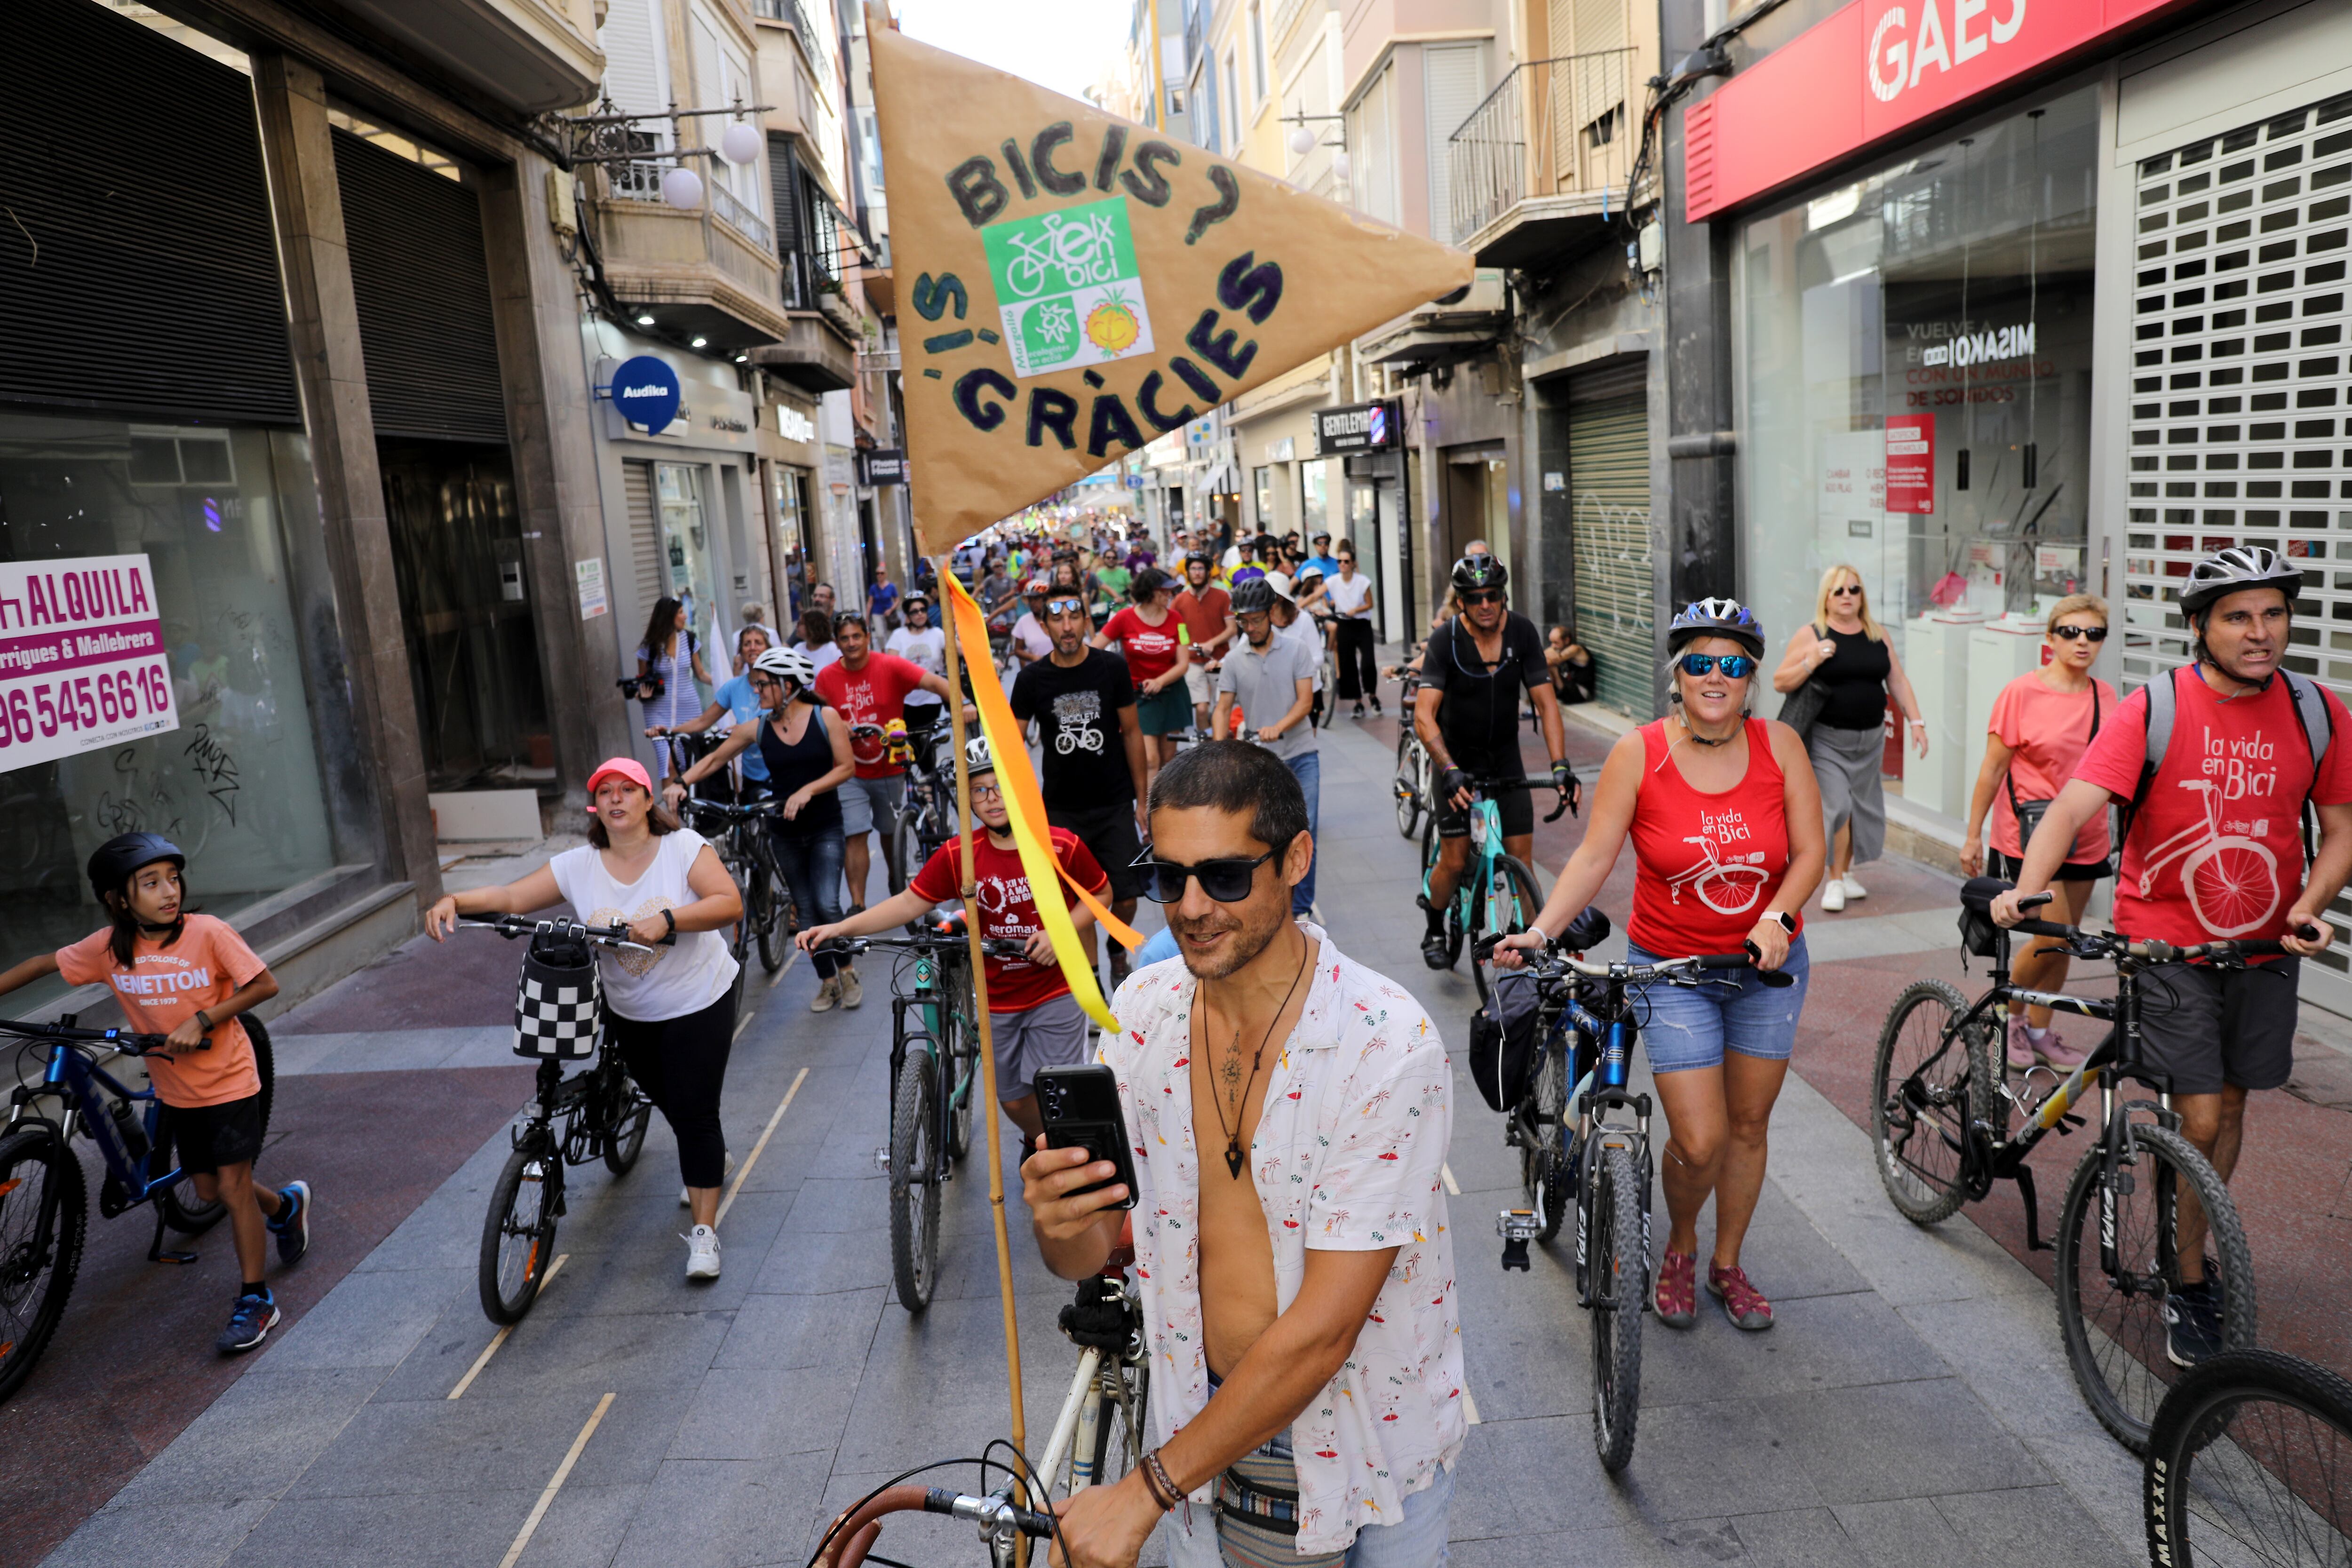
[608,990,738,1189]
[1335,619,1378,702]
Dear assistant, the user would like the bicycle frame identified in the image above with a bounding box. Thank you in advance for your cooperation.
[9,1034,199,1261]
[1552,979,1655,1304]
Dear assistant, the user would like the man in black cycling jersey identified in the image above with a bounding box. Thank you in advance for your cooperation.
[1415,555,1578,969]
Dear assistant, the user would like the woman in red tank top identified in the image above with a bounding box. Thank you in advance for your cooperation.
[1498,600,1826,1333]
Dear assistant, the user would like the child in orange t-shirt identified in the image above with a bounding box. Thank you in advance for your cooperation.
[0,833,303,1355]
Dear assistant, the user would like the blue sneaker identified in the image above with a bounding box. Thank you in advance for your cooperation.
[2164,1276,2225,1367]
[269,1179,310,1266]
[217,1289,280,1355]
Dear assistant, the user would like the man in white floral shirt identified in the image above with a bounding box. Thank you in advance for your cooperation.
[1023,742,1462,1568]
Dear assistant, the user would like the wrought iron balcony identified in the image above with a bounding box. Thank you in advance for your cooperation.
[1447,49,1638,267]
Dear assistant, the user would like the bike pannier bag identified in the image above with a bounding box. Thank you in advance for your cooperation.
[514,929,603,1060]
[1956,876,2010,959]
[1468,969,1545,1113]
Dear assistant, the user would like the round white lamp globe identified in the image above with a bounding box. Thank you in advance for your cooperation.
[661,166,705,211]
[1331,150,1352,181]
[1288,124,1315,156]
[720,122,764,167]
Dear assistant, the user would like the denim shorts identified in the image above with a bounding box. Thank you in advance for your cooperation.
[1628,936,1810,1074]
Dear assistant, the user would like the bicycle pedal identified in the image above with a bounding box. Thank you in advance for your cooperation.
[874,1145,892,1174]
[1498,1208,1540,1272]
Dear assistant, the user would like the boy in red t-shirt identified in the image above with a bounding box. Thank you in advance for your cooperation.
[797,737,1106,1141]
[0,834,303,1356]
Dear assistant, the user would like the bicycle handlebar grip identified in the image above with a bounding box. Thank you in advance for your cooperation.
[2019,890,2057,910]
[1694,952,1753,970]
[2013,918,2077,939]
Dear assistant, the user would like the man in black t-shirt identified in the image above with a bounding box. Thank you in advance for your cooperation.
[1011,586,1151,986]
[1413,556,1577,970]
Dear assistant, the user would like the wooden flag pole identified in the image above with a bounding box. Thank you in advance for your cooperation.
[936,549,1027,1472]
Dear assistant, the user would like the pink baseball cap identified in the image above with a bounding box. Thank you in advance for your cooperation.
[584,757,654,802]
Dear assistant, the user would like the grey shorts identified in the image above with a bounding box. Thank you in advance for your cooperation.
[839,772,905,838]
[2133,957,2299,1096]
[992,992,1089,1102]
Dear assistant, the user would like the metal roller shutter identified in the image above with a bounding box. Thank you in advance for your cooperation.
[333,130,509,444]
[1568,387,1653,716]
[0,0,298,424]
[624,459,664,615]
[2123,92,2352,977]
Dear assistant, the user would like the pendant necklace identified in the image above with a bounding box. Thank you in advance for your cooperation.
[1201,929,1311,1180]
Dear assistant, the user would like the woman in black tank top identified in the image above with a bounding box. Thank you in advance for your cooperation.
[672,661,857,993]
[1769,565,1928,912]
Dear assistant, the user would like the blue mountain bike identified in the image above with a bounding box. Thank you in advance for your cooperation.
[1419,773,1566,1004]
[0,1011,276,1402]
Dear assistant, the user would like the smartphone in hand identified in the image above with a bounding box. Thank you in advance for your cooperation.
[1034,1064,1139,1210]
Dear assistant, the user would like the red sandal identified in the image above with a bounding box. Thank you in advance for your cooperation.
[1708,1263,1774,1331]
[1654,1250,1697,1328]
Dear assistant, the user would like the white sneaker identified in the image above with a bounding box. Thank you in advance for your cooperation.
[683,1225,722,1281]
[840,969,864,1010]
[1821,880,1846,913]
[682,1151,737,1207]
[1842,876,1869,901]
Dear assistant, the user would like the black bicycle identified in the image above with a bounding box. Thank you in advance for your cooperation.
[891,728,959,909]
[682,795,789,981]
[819,923,1024,1311]
[0,1011,276,1402]
[2144,1348,2352,1568]
[1490,926,1789,1472]
[1874,880,2276,1449]
[458,915,657,1324]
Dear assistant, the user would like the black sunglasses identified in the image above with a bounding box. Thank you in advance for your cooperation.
[1130,847,1277,904]
[1460,589,1504,606]
[2050,624,2109,642]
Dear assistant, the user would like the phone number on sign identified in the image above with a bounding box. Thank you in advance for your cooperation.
[0,665,174,747]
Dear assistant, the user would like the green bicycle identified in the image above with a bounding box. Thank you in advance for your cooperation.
[1420,774,1564,1005]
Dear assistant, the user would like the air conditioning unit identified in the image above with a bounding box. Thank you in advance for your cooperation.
[1358,270,1510,371]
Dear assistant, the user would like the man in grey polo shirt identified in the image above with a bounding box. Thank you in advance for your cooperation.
[1214,576,1322,919]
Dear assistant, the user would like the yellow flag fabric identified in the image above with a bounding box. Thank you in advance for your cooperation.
[868,12,1474,556]
[942,573,1123,1031]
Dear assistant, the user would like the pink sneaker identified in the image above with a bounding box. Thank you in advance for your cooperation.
[1654,1250,1698,1329]
[2005,1015,2034,1070]
[2034,1028,2088,1071]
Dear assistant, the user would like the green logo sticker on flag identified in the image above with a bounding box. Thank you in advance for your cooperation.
[981,197,1156,379]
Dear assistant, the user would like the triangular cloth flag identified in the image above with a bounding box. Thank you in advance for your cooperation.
[868,10,1473,556]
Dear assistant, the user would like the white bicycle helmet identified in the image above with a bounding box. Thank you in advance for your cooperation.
[753,646,817,690]
[1667,597,1766,658]
[2179,545,2304,617]
[963,733,997,777]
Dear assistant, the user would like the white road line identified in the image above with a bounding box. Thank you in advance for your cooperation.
[448,1253,568,1400]
[499,1391,615,1568]
[1440,1163,1460,1195]
[715,1066,809,1225]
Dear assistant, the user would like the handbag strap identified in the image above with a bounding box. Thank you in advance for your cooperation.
[2002,681,2100,820]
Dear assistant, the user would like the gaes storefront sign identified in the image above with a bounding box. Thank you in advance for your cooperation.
[0,554,178,775]
[1315,400,1399,455]
[612,356,682,435]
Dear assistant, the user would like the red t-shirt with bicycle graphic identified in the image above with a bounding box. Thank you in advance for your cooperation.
[1627,719,1801,958]
[2074,666,2352,945]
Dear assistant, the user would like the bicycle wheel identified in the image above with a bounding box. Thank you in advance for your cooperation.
[888,1049,941,1312]
[0,1124,85,1404]
[603,1071,653,1176]
[1588,1145,1645,1473]
[1471,856,1544,1008]
[1084,1358,1151,1490]
[944,1013,978,1163]
[1394,740,1426,840]
[752,860,785,974]
[248,1015,276,1149]
[479,1144,559,1325]
[2056,1122,2257,1451]
[1870,980,1993,1225]
[2144,1348,2352,1568]
[1521,1038,1573,1243]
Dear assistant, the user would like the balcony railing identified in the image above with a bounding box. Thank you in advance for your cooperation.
[712,182,772,248]
[752,0,818,41]
[1447,49,1637,246]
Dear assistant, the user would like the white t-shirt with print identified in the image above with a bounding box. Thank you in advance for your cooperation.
[548,830,738,1021]
[887,625,947,708]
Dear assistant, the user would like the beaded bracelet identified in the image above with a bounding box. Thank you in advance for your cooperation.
[1140,1450,1180,1512]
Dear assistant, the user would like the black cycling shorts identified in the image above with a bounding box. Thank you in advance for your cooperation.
[1434,776,1534,840]
[164,1093,264,1176]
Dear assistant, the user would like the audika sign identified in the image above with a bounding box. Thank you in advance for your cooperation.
[611,356,683,435]
[1314,400,1399,455]
[0,554,179,775]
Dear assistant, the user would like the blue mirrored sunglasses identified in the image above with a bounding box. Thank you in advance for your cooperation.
[1677,653,1756,679]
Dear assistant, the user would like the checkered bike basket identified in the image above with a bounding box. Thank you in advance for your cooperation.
[513,930,603,1060]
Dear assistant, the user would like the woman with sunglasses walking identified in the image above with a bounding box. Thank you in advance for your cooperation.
[1498,599,1824,1332]
[1771,565,1927,912]
[1961,594,2116,1071]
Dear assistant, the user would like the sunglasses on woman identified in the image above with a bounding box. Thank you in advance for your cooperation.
[1129,847,1277,904]
[2050,624,2109,642]
[1830,584,1863,597]
[1676,653,1757,678]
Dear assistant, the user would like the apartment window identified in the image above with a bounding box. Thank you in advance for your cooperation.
[1199,58,1220,152]
[1350,64,1397,225]
[1249,3,1267,100]
[1226,52,1241,141]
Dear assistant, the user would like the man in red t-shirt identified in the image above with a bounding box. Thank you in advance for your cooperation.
[1994,546,2352,1363]
[813,612,957,916]
[1173,550,1236,734]
[798,737,1105,1142]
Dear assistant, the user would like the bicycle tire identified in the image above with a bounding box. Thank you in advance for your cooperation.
[0,1124,85,1405]
[1395,740,1426,840]
[1870,980,1992,1226]
[603,1071,653,1175]
[1522,1040,1572,1243]
[2143,1347,2352,1568]
[1471,856,1544,1009]
[2056,1122,2258,1452]
[752,860,785,974]
[1085,1358,1151,1490]
[479,1144,559,1325]
[945,1014,978,1163]
[1588,1144,1645,1473]
[889,1049,941,1312]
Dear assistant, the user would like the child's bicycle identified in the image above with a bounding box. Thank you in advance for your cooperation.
[1419,773,1568,1004]
[0,1010,277,1402]
[454,915,659,1324]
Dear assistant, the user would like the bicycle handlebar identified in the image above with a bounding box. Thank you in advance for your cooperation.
[684,797,782,823]
[456,915,665,953]
[0,1016,174,1054]
[815,934,1029,960]
[1472,934,1796,988]
[814,1483,1054,1568]
[1965,883,2319,959]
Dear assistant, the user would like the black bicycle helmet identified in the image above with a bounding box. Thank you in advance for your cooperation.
[1666,597,1766,658]
[1184,549,1214,570]
[1231,577,1276,615]
[2179,545,2304,617]
[1451,555,1508,593]
[88,832,184,901]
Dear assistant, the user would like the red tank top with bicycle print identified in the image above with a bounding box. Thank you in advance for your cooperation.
[2074,668,2352,946]
[1627,719,1800,958]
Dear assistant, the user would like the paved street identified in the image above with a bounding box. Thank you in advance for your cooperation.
[30,709,2352,1568]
